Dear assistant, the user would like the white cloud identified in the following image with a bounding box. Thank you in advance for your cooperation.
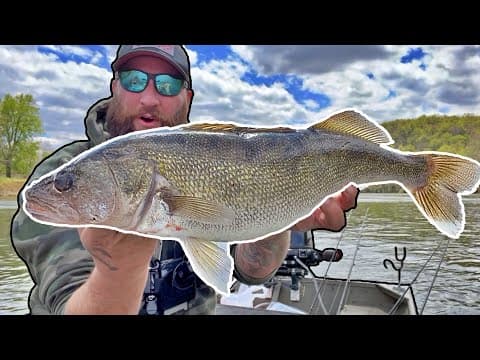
[185,47,198,66]
[231,45,480,123]
[1,45,479,150]
[0,45,112,145]
[190,58,310,126]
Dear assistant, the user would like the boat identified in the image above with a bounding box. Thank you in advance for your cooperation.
[216,230,419,315]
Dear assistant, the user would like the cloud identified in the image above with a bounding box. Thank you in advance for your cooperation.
[1,45,479,151]
[0,46,112,148]
[232,45,393,75]
[190,58,311,125]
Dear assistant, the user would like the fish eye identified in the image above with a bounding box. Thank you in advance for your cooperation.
[53,171,75,192]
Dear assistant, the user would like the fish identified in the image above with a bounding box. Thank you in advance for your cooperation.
[22,110,480,295]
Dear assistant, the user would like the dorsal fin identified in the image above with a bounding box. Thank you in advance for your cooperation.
[184,122,296,135]
[309,110,393,145]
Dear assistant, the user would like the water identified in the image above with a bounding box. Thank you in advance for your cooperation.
[0,194,479,315]
[312,193,480,315]
[0,203,34,315]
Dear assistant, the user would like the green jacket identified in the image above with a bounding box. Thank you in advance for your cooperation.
[11,99,216,315]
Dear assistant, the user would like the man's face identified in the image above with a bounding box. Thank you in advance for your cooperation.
[106,55,193,137]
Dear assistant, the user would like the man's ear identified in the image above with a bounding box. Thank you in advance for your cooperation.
[110,78,118,95]
[186,88,194,121]
[187,88,194,104]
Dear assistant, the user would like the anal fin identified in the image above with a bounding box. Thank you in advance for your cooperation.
[179,239,233,295]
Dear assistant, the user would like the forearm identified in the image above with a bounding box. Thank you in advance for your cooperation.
[233,231,290,284]
[64,263,150,315]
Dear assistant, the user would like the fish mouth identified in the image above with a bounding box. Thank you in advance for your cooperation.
[24,186,79,225]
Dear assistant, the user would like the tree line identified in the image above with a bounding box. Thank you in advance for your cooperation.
[364,113,480,193]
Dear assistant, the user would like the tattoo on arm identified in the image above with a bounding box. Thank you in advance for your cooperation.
[234,233,290,279]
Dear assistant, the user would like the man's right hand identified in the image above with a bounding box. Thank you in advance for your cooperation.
[64,228,157,314]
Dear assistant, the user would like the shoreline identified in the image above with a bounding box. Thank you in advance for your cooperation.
[0,177,26,201]
[0,195,20,202]
[0,177,25,203]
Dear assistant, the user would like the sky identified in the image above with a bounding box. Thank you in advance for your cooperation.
[0,45,479,150]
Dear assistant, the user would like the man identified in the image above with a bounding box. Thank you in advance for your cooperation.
[11,45,359,315]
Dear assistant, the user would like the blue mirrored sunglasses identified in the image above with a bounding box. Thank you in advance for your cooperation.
[118,69,188,96]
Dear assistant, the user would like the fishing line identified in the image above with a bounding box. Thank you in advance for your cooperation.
[419,238,450,315]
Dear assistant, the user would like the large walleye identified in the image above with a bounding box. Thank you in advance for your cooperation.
[22,110,480,295]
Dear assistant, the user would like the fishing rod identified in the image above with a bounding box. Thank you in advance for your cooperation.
[303,212,351,314]
[419,238,450,314]
[335,208,369,315]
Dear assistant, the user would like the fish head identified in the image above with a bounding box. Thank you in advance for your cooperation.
[23,155,119,227]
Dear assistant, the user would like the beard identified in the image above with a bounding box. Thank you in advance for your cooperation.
[105,94,190,138]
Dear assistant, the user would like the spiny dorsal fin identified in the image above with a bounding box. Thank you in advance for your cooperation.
[309,110,393,145]
[184,122,295,135]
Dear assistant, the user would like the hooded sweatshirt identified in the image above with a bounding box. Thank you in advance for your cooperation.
[10,99,216,315]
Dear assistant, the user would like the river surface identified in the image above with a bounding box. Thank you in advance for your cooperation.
[1,194,479,315]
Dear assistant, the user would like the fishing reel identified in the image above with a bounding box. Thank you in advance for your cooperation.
[275,231,343,278]
[276,247,343,277]
[270,231,343,301]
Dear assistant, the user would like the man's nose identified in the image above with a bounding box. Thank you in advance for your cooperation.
[139,80,160,107]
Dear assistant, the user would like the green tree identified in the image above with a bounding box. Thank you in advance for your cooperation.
[13,141,41,176]
[0,94,43,177]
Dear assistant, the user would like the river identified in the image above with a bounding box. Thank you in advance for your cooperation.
[1,193,479,315]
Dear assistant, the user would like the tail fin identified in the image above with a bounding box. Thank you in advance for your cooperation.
[408,153,480,239]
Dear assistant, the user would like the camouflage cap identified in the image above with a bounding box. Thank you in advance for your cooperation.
[112,45,192,88]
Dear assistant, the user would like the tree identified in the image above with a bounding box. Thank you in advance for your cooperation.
[13,141,41,176]
[0,94,43,177]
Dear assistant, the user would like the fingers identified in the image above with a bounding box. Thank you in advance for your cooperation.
[339,184,359,211]
[315,197,346,231]
[291,185,359,232]
[315,185,358,230]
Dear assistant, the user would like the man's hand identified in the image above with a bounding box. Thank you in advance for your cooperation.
[64,228,157,314]
[291,184,359,232]
[78,228,157,274]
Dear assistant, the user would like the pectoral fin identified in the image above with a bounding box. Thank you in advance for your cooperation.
[179,239,233,295]
[165,195,236,225]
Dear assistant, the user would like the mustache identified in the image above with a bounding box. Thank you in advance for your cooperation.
[105,95,189,137]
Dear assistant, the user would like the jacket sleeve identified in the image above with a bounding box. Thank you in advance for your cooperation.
[11,141,94,315]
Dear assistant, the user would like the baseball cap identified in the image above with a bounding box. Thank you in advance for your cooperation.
[112,45,192,88]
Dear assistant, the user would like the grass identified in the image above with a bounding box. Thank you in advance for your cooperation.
[0,177,26,200]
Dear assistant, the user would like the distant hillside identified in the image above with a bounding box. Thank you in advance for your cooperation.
[383,113,480,158]
[364,113,480,193]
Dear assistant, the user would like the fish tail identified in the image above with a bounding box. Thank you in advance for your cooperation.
[406,153,480,239]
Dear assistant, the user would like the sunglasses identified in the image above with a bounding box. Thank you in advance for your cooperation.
[118,69,188,96]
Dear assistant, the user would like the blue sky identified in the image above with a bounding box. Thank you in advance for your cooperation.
[0,45,479,149]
